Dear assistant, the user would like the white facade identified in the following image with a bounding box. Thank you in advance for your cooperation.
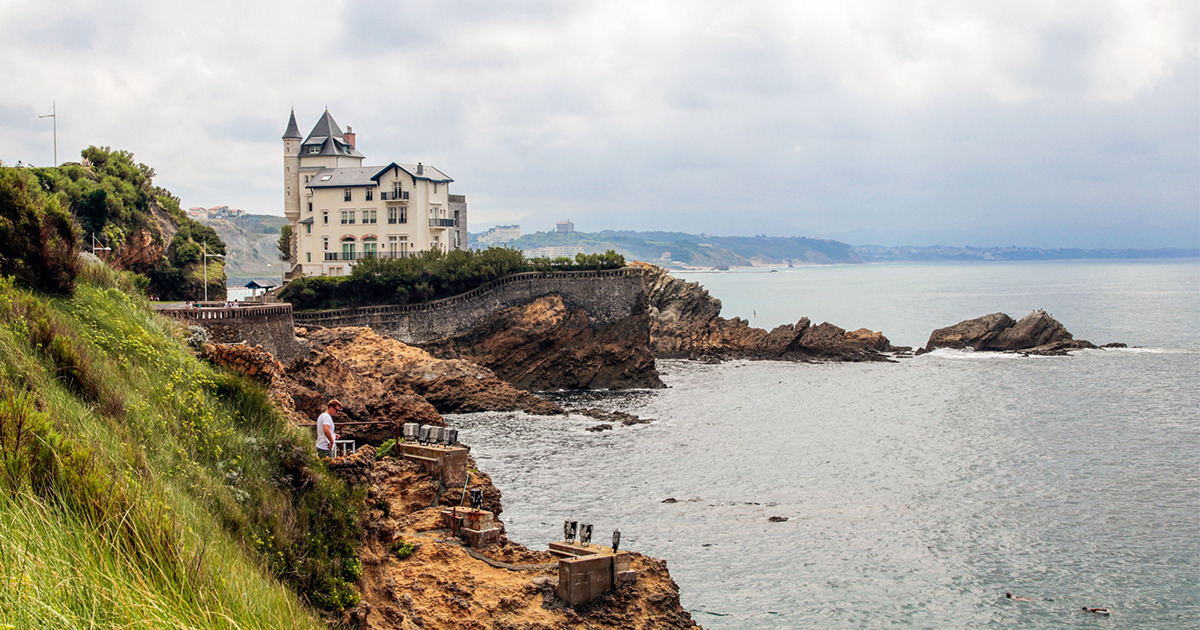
[282,109,467,279]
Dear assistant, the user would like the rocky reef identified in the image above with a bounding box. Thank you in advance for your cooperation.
[636,262,897,362]
[918,310,1122,356]
[420,294,664,390]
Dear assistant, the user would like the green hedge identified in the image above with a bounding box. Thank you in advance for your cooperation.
[281,247,625,311]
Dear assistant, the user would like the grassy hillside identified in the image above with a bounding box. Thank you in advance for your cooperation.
[1,166,364,627]
[0,264,364,627]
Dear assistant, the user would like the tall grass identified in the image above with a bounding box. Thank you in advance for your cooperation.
[0,265,362,628]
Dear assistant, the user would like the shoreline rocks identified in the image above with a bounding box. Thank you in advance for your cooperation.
[918,310,1116,356]
[636,262,898,362]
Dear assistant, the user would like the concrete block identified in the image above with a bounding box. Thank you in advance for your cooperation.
[399,444,468,486]
[549,541,607,558]
[616,570,638,584]
[557,554,614,606]
[463,526,501,547]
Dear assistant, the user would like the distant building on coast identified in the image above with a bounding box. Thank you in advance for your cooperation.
[281,109,467,280]
[524,245,586,259]
[556,220,575,235]
[476,224,522,246]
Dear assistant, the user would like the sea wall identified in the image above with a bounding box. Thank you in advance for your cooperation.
[291,268,644,344]
[157,304,307,361]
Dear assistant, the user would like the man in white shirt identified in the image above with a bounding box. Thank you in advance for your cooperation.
[316,399,341,459]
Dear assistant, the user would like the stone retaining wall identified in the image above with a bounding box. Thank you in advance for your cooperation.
[292,268,645,344]
[158,304,307,361]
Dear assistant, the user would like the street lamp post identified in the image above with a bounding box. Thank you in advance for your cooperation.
[202,242,224,303]
[38,101,56,166]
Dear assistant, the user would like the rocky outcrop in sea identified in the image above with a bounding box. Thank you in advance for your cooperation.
[636,262,897,362]
[918,309,1123,355]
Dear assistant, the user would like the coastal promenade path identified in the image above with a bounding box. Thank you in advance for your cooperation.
[291,267,646,345]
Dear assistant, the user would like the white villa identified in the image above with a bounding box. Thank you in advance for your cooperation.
[282,109,467,279]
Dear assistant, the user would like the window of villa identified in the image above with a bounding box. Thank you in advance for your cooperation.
[344,188,352,202]
[342,242,356,260]
[364,209,377,224]
[365,187,374,201]
[307,202,313,213]
[322,236,329,251]
[304,223,311,234]
[363,239,377,257]
[306,252,311,262]
[322,211,328,225]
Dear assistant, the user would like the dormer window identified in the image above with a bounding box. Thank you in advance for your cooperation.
[307,146,320,154]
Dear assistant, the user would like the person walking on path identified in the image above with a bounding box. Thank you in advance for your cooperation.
[316,399,341,459]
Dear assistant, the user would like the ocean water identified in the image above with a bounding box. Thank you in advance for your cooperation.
[449,260,1200,629]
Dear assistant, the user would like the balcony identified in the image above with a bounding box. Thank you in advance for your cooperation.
[325,251,413,261]
[429,218,456,228]
[381,191,409,201]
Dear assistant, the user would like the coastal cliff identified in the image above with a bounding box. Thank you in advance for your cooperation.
[201,334,699,629]
[420,294,664,390]
[343,448,700,630]
[635,262,896,361]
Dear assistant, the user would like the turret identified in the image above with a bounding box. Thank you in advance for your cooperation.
[283,109,301,223]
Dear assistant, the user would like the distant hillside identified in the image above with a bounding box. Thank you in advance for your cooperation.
[197,213,287,285]
[855,244,1200,262]
[477,230,861,267]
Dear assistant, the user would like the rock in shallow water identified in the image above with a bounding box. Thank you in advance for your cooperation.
[919,310,1109,355]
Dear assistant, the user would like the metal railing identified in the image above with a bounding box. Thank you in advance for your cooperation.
[448,194,466,203]
[429,218,456,228]
[155,303,293,320]
[381,191,409,200]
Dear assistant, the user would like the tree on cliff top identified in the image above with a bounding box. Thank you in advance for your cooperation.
[0,168,81,295]
[28,146,227,300]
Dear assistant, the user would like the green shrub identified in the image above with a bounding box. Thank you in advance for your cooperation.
[392,538,417,559]
[0,168,81,296]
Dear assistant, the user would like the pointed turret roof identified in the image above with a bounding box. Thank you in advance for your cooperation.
[300,109,363,158]
[282,109,302,139]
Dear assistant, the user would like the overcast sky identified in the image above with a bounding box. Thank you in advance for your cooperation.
[1,0,1196,247]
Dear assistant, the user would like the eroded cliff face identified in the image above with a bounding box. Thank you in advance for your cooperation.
[298,327,564,416]
[196,337,701,630]
[342,449,701,630]
[420,294,665,391]
[635,262,896,361]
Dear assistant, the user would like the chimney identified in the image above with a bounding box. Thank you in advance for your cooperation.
[417,162,424,175]
[344,126,356,148]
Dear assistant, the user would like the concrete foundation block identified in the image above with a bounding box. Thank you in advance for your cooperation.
[557,554,614,606]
